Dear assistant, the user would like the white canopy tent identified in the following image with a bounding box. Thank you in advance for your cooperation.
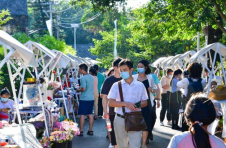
[166,54,182,70]
[151,57,167,68]
[160,56,174,69]
[24,41,65,136]
[24,41,56,78]
[174,50,196,70]
[67,54,93,67]
[85,58,101,66]
[0,31,37,125]
[190,42,226,94]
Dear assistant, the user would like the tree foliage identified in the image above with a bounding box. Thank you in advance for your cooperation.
[70,0,125,12]
[0,9,12,28]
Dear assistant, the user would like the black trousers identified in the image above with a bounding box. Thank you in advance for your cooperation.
[110,115,117,145]
[170,92,181,128]
[160,93,171,122]
[98,93,103,116]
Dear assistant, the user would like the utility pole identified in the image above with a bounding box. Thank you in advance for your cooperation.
[49,2,53,36]
[56,15,59,39]
[71,24,79,51]
[42,2,54,36]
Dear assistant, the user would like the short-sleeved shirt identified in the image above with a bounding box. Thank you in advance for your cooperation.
[108,79,149,115]
[0,99,15,110]
[101,76,122,115]
[150,73,160,84]
[177,78,206,96]
[161,76,171,94]
[168,131,226,148]
[171,78,179,93]
[97,72,105,93]
[80,74,94,101]
[0,99,15,120]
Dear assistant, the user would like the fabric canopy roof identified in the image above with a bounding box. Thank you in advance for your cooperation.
[151,57,167,68]
[160,56,174,69]
[52,50,75,69]
[166,54,182,67]
[190,42,226,62]
[0,30,36,67]
[24,41,56,59]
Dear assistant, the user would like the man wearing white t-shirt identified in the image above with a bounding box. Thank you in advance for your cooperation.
[108,59,148,148]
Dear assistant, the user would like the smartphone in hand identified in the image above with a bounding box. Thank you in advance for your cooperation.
[135,101,141,108]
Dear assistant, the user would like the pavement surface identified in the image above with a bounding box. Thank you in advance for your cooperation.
[73,107,182,148]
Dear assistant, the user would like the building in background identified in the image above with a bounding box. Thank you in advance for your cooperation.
[1,0,28,34]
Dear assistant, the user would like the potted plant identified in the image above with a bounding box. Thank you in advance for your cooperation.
[49,131,69,148]
[53,119,80,148]
[40,136,52,148]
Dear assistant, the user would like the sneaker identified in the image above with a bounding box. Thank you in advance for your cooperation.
[108,143,114,148]
[160,122,164,126]
[167,121,172,126]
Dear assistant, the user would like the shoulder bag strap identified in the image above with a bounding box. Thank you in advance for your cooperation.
[118,81,126,115]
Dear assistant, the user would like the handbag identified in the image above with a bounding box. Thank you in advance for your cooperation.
[178,102,184,128]
[118,81,147,131]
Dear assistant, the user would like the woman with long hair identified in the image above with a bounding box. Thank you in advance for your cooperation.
[133,60,158,148]
[168,93,226,148]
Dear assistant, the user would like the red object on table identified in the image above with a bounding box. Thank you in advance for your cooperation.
[0,113,8,119]
[1,142,8,146]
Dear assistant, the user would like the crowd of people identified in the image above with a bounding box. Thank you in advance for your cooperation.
[73,57,226,148]
[1,57,226,148]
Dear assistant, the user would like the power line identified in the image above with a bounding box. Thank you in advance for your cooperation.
[53,6,74,13]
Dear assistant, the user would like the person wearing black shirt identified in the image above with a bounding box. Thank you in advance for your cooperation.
[101,58,122,148]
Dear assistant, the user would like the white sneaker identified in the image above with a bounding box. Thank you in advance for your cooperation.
[108,143,114,148]
[160,122,164,126]
[167,121,172,125]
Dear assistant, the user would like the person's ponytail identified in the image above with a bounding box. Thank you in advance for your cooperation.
[190,123,211,148]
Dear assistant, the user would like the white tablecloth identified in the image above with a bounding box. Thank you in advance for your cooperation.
[0,123,42,148]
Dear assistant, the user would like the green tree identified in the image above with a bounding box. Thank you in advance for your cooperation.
[70,0,125,12]
[13,32,76,55]
[0,9,12,28]
[0,10,12,88]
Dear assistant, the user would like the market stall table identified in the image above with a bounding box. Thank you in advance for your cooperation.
[0,123,42,148]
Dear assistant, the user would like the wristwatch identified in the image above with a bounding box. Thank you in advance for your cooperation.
[155,98,160,101]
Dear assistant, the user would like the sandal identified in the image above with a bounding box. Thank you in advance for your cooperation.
[87,131,93,136]
[78,131,83,137]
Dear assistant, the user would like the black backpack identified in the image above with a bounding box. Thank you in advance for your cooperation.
[186,77,203,100]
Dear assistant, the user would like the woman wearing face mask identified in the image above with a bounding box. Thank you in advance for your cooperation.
[160,68,173,126]
[0,88,15,121]
[133,60,158,148]
[168,93,226,148]
[169,69,182,130]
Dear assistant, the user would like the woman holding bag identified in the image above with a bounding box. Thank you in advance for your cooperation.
[133,60,158,148]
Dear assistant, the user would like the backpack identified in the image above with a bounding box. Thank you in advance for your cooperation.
[187,77,203,100]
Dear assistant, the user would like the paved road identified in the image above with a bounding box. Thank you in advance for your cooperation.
[73,108,181,148]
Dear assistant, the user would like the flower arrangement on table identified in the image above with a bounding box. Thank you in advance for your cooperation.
[53,119,80,137]
[30,121,45,139]
[39,119,79,148]
[47,81,61,90]
[40,136,53,148]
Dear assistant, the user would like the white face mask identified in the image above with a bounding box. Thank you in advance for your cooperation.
[168,75,172,79]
